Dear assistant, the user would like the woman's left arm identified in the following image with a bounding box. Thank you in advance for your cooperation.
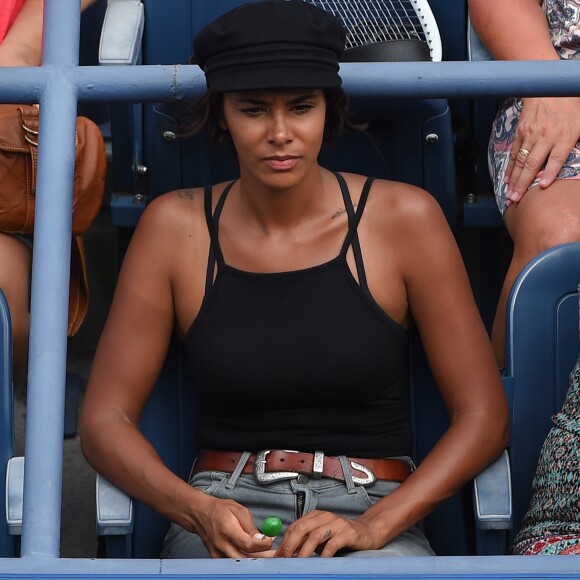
[0,0,98,67]
[276,184,509,558]
[353,186,510,545]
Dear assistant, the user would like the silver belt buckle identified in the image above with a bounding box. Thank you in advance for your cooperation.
[254,450,299,484]
[350,461,376,486]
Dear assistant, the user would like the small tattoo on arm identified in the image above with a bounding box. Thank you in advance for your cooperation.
[176,189,197,200]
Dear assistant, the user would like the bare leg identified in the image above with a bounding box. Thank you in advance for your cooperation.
[0,233,32,381]
[492,180,580,367]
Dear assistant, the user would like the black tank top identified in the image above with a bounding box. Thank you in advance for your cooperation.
[184,173,411,458]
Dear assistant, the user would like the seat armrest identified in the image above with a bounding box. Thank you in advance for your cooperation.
[473,450,512,530]
[6,456,24,536]
[96,474,134,535]
[99,0,144,65]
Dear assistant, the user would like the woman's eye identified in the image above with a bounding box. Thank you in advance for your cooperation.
[241,107,265,116]
[293,103,314,114]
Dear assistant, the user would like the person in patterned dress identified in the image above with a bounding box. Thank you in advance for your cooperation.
[468,0,580,367]
[510,323,580,555]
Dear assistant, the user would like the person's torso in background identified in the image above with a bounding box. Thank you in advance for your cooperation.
[543,0,580,58]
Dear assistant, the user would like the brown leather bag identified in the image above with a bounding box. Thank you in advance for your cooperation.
[0,104,107,335]
[0,104,106,234]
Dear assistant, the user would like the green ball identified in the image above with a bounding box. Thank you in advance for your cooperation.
[261,515,282,537]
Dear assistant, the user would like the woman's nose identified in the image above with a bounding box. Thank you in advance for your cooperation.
[267,113,293,144]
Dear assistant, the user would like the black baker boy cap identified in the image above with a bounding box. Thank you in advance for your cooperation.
[193,0,346,92]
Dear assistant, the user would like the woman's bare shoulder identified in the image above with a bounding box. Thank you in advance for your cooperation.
[373,178,439,210]
[145,181,234,214]
[340,172,443,224]
[135,184,225,233]
[145,187,204,215]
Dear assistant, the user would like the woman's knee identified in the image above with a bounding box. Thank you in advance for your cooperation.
[0,234,32,377]
[0,234,31,311]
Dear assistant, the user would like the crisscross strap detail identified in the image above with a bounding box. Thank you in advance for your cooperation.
[203,175,375,293]
[203,181,236,293]
[336,173,375,294]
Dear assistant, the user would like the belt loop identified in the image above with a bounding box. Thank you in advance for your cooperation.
[338,455,357,494]
[393,455,417,472]
[225,451,252,490]
[312,450,324,480]
[188,455,199,484]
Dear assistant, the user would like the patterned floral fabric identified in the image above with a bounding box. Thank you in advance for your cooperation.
[510,344,580,555]
[488,0,580,215]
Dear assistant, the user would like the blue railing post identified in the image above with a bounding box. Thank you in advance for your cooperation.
[19,0,80,559]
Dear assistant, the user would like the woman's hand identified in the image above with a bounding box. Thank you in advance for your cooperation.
[506,96,580,204]
[275,509,380,558]
[192,495,275,558]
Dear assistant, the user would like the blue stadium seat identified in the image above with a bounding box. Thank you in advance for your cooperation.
[0,289,17,557]
[463,15,502,227]
[106,0,459,229]
[502,242,580,544]
[429,0,467,62]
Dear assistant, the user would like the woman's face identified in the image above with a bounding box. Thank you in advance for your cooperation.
[221,88,327,189]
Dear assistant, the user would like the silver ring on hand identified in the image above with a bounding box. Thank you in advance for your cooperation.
[519,148,530,158]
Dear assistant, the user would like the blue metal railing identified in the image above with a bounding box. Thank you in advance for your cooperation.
[1,0,580,576]
[19,0,81,560]
[4,58,580,103]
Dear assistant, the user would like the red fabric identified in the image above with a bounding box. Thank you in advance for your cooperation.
[522,534,580,555]
[0,0,26,43]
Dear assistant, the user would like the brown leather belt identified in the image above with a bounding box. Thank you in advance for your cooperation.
[193,450,411,486]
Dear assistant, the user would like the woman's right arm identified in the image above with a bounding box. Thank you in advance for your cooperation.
[469,0,580,201]
[79,194,201,525]
[79,193,272,558]
[469,0,553,61]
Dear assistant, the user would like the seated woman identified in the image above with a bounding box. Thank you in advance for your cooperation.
[79,0,509,559]
[0,0,97,379]
[468,0,580,367]
[511,303,580,555]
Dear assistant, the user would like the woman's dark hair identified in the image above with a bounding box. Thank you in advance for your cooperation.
[179,87,365,147]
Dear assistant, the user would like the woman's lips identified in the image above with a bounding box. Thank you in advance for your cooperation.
[263,156,299,170]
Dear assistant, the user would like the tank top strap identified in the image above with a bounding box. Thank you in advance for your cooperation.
[336,173,376,293]
[203,180,236,291]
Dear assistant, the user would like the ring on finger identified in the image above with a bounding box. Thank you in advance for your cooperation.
[323,529,332,541]
[519,148,530,158]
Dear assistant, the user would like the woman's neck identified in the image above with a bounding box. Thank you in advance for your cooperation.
[233,166,336,235]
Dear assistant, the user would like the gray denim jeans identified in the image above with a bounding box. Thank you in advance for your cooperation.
[161,454,434,559]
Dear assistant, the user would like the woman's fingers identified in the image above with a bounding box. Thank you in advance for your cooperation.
[539,141,575,187]
[507,138,575,202]
[250,548,277,558]
[200,498,274,558]
[505,97,580,203]
[506,141,550,202]
[275,511,369,558]
[276,510,329,557]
